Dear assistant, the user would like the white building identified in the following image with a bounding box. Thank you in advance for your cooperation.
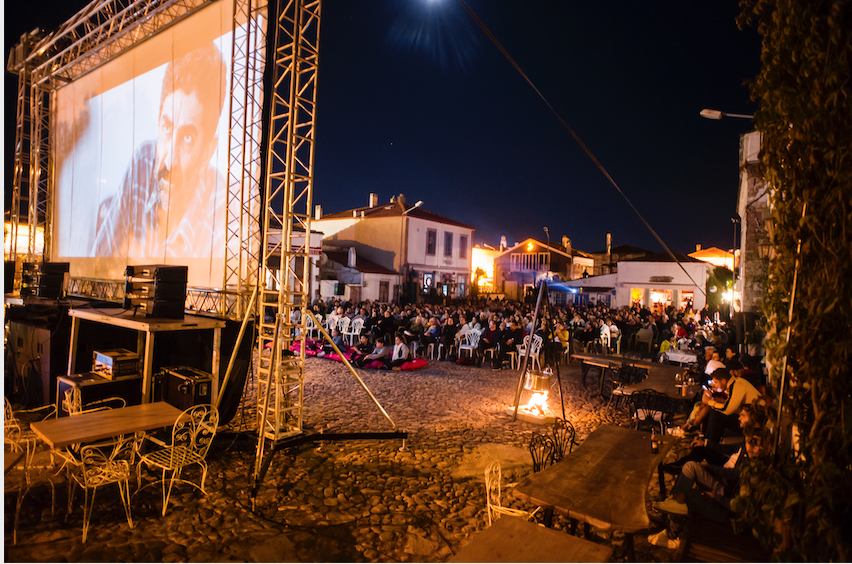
[560,253,709,311]
[312,193,474,302]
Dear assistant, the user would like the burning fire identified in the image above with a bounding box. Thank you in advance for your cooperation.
[521,391,549,417]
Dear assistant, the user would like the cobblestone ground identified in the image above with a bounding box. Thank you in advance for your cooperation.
[5,357,690,562]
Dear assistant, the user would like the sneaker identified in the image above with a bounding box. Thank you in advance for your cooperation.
[668,537,681,550]
[654,497,688,515]
[392,366,402,371]
[648,530,670,547]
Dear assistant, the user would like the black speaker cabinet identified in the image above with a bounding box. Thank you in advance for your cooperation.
[124,265,187,318]
[160,366,212,411]
[56,372,143,417]
[21,261,69,299]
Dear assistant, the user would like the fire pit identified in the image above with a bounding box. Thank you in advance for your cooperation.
[507,368,557,425]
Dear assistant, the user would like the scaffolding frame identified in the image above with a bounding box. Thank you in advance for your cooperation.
[254,0,320,443]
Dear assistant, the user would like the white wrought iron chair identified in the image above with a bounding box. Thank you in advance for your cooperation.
[484,461,540,526]
[63,386,126,416]
[458,329,482,359]
[344,318,364,345]
[65,433,142,542]
[135,404,219,515]
[4,398,61,545]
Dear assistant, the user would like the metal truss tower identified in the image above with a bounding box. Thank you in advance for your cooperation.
[255,0,320,443]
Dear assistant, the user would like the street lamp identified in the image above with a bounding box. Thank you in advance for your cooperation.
[399,200,423,302]
[543,226,550,275]
[700,108,754,120]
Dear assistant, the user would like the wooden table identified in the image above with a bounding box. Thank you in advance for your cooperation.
[30,402,182,449]
[67,308,225,404]
[572,353,699,401]
[513,425,674,561]
[451,516,613,563]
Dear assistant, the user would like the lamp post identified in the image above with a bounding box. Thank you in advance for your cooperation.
[699,108,754,120]
[543,226,550,279]
[398,200,423,303]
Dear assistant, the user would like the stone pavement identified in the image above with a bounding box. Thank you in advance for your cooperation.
[5,357,688,562]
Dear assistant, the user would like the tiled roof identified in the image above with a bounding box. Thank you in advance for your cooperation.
[318,201,475,229]
[324,251,398,275]
[589,244,653,255]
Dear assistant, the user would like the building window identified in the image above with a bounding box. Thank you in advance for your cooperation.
[459,235,468,259]
[444,232,453,257]
[426,229,437,255]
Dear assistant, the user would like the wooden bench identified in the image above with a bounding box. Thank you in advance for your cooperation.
[675,512,770,562]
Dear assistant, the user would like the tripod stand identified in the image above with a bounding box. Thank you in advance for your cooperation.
[511,280,566,422]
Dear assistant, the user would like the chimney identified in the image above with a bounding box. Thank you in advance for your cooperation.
[348,247,357,268]
[314,205,322,220]
[369,193,378,207]
[397,193,406,207]
[390,195,396,203]
[696,244,702,251]
[562,236,569,249]
[500,234,507,251]
[353,209,357,218]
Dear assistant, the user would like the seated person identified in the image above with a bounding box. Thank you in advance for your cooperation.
[699,367,762,448]
[420,317,442,349]
[497,319,524,369]
[438,316,458,359]
[477,319,503,368]
[354,336,391,368]
[349,334,372,366]
[385,334,410,371]
[318,328,347,356]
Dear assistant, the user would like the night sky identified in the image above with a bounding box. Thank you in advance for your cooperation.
[5,0,761,255]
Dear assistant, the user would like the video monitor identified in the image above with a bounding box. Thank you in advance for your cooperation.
[52,0,264,288]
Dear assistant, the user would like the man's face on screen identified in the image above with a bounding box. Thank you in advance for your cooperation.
[155,89,212,208]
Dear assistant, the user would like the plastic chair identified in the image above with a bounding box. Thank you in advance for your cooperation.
[458,329,481,358]
[437,342,455,360]
[529,432,556,473]
[517,335,544,370]
[484,461,540,526]
[337,317,351,341]
[136,404,219,515]
[344,318,364,345]
[550,418,579,463]
[306,314,321,339]
[65,434,141,542]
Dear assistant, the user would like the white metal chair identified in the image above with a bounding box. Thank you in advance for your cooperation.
[484,461,540,526]
[63,386,126,416]
[344,318,364,345]
[65,434,141,542]
[5,398,61,545]
[135,404,219,515]
[458,329,482,359]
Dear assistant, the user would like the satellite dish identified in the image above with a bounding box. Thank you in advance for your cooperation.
[709,285,718,293]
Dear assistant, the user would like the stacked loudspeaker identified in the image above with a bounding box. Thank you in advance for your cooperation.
[124,265,187,318]
[21,261,69,299]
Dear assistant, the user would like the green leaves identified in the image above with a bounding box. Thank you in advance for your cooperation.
[737,0,852,560]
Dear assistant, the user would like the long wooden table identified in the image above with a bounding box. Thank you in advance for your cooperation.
[30,402,182,449]
[513,425,674,561]
[572,353,699,400]
[451,515,613,563]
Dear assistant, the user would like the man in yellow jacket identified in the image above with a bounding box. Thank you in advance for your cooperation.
[702,368,762,448]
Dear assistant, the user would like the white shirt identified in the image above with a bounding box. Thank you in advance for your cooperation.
[392,342,409,362]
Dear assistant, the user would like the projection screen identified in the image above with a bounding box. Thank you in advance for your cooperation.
[52,0,264,289]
